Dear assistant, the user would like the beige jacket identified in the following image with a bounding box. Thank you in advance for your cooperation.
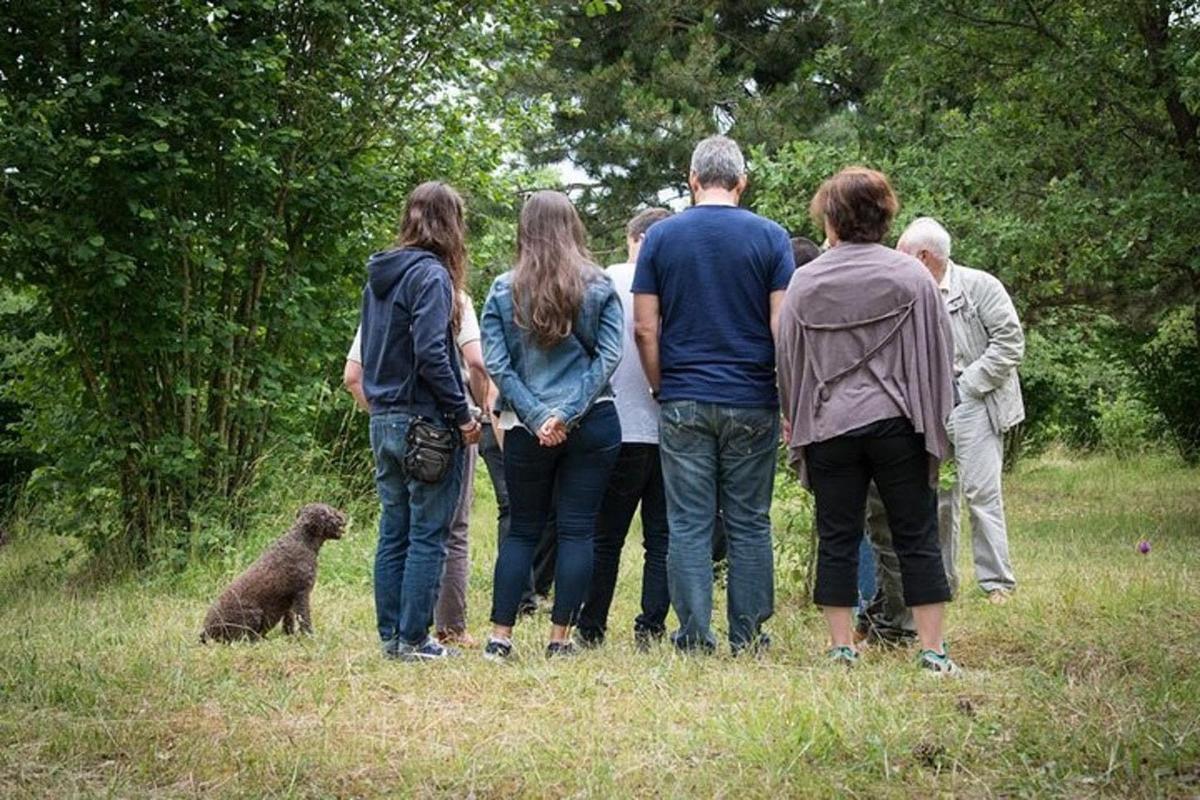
[943,261,1025,433]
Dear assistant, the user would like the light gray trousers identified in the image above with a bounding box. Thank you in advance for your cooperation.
[434,443,477,634]
[864,396,1016,634]
[951,394,1017,594]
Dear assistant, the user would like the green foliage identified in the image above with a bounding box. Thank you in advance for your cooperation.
[772,451,815,599]
[1013,312,1143,451]
[1094,391,1161,459]
[751,2,1200,456]
[511,1,871,247]
[0,1,552,565]
[1137,305,1200,462]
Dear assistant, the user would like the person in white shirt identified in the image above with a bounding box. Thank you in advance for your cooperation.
[575,207,675,648]
[344,289,489,646]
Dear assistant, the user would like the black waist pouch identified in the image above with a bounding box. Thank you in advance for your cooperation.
[404,418,459,484]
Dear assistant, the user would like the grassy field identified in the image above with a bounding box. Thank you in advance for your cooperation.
[1,451,1198,798]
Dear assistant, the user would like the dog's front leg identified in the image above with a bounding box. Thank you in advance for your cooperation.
[292,591,314,635]
[282,608,296,635]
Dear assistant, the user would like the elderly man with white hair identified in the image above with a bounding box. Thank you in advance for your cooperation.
[859,217,1025,640]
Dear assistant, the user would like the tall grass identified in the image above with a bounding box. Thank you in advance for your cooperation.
[0,451,1197,797]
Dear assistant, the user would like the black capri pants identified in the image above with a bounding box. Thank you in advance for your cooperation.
[806,417,951,608]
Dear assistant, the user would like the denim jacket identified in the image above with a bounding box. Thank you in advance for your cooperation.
[481,270,624,433]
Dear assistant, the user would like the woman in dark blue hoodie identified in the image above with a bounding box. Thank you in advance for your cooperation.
[359,181,482,661]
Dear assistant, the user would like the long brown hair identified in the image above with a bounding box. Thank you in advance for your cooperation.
[512,191,598,348]
[396,181,468,330]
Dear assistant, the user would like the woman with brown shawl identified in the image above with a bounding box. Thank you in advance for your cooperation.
[777,167,961,676]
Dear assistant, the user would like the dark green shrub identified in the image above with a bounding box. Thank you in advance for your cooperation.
[1137,306,1200,463]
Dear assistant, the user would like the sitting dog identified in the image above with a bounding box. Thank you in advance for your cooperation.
[200,503,346,643]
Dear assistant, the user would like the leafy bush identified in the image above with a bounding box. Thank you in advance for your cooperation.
[772,450,816,601]
[1094,391,1161,458]
[1137,306,1200,462]
[1016,311,1145,451]
[0,2,552,565]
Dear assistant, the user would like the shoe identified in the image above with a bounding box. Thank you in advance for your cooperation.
[545,640,579,659]
[633,626,665,652]
[917,646,962,678]
[827,645,860,667]
[732,632,772,657]
[436,630,477,648]
[669,630,717,655]
[483,636,514,663]
[388,637,460,662]
[987,589,1013,606]
[576,627,605,649]
[517,593,547,617]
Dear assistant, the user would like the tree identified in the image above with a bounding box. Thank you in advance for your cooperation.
[0,0,551,563]
[511,0,875,248]
[753,0,1200,456]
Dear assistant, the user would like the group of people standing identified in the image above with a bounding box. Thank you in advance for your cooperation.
[344,135,1025,675]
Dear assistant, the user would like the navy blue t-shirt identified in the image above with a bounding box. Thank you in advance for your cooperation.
[632,204,795,407]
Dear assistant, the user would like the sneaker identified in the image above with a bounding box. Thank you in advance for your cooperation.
[917,646,962,678]
[388,637,460,662]
[545,640,579,659]
[436,630,477,648]
[987,589,1013,606]
[827,645,860,667]
[483,636,514,663]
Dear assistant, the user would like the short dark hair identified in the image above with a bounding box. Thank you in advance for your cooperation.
[790,236,821,267]
[626,207,673,240]
[809,167,899,244]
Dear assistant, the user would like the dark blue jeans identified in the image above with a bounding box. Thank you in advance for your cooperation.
[479,423,557,605]
[370,412,464,649]
[490,402,621,627]
[659,401,778,651]
[576,443,671,643]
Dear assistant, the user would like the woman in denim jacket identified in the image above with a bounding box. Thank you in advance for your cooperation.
[480,191,624,660]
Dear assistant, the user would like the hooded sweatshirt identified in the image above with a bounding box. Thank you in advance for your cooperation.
[359,247,470,426]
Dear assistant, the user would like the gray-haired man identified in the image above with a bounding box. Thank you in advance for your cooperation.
[632,136,795,653]
[861,217,1024,640]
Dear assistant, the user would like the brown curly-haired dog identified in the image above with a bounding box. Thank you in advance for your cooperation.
[200,503,347,643]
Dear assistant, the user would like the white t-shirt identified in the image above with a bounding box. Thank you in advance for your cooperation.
[606,262,659,444]
[348,291,481,407]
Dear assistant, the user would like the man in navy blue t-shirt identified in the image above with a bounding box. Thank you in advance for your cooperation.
[632,135,795,653]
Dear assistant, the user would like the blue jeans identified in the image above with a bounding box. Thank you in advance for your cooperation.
[858,535,877,611]
[490,402,621,627]
[370,412,464,649]
[659,401,778,651]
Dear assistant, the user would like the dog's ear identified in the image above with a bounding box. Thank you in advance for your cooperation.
[295,503,321,531]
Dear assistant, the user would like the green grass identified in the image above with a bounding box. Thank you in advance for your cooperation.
[1,451,1198,798]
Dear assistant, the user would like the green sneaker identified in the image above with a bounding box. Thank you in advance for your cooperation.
[917,646,962,678]
[827,645,860,667]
